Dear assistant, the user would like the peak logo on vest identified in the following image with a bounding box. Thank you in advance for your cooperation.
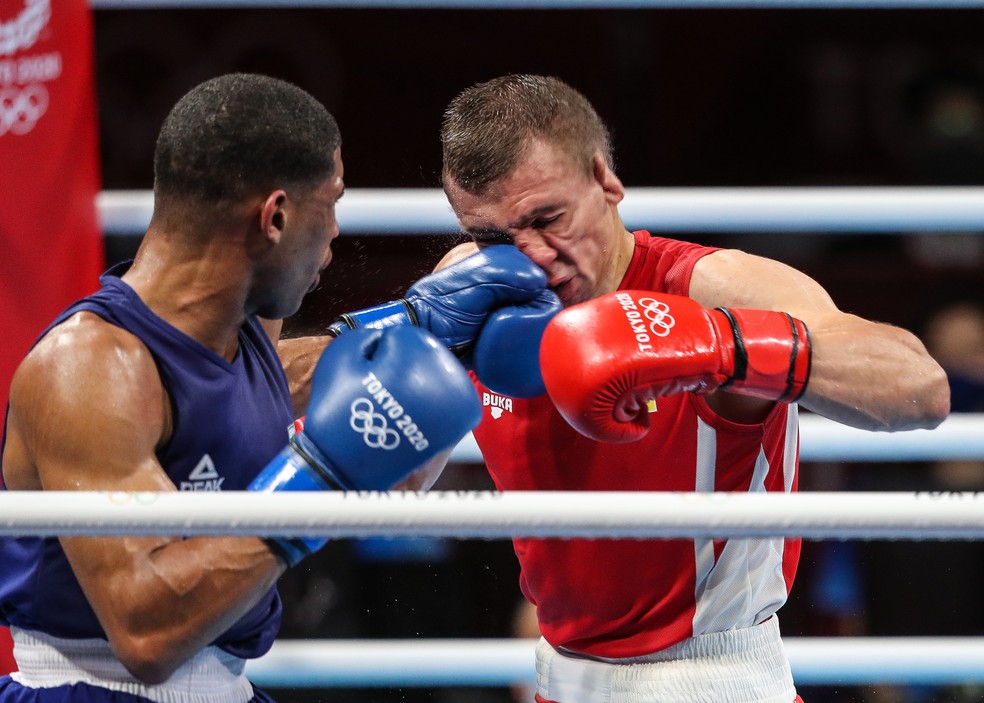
[180,454,225,491]
[483,392,513,420]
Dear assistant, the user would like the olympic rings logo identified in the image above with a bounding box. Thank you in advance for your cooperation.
[637,297,676,337]
[106,491,160,506]
[0,0,50,57]
[0,83,47,136]
[349,398,401,451]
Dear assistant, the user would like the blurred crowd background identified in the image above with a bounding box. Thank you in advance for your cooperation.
[5,2,984,702]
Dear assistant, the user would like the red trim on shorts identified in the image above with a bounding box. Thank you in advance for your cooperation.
[0,627,14,675]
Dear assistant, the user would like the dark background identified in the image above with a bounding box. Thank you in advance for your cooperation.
[94,8,984,191]
[94,7,984,703]
[97,7,984,331]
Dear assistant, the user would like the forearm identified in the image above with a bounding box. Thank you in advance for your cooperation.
[71,534,284,683]
[798,314,950,431]
[277,335,331,416]
[392,449,454,492]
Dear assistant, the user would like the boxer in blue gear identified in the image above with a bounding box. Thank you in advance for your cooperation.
[0,73,480,703]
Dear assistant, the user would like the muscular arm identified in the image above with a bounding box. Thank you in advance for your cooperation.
[689,249,950,431]
[376,241,486,489]
[4,314,284,684]
[276,335,331,416]
[257,318,448,485]
[259,317,330,417]
[436,242,480,270]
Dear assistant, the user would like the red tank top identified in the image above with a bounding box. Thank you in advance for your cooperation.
[473,231,801,658]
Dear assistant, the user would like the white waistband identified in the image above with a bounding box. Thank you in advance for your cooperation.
[539,617,796,703]
[9,627,254,703]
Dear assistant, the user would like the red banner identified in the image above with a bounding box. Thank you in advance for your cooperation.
[0,0,104,414]
[1,0,103,673]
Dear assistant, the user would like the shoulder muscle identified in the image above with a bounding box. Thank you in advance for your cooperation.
[7,312,170,491]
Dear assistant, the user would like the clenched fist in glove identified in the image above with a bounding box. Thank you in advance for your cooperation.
[248,325,481,567]
[325,245,547,353]
[540,290,811,443]
[327,244,561,398]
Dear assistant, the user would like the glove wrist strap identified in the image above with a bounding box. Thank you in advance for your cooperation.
[325,300,417,337]
[289,434,350,490]
[248,444,338,567]
[715,307,812,402]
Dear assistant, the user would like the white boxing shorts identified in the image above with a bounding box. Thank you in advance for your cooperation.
[8,626,254,703]
[535,616,798,703]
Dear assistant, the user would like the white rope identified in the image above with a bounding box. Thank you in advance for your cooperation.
[3,490,984,539]
[796,413,984,461]
[90,0,984,10]
[243,637,984,687]
[451,413,984,464]
[97,187,984,235]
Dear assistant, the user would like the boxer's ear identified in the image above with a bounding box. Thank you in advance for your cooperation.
[260,190,288,244]
[593,153,624,205]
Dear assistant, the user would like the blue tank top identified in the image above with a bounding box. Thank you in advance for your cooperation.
[0,262,292,659]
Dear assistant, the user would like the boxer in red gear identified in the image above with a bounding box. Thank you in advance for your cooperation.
[438,74,950,703]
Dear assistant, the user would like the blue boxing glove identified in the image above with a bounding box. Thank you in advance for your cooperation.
[248,326,481,567]
[326,245,547,359]
[473,288,563,398]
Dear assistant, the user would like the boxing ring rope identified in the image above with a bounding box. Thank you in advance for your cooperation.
[88,0,984,10]
[0,425,976,681]
[4,489,984,541]
[98,186,984,235]
[243,637,984,687]
[454,412,984,463]
[6,489,984,684]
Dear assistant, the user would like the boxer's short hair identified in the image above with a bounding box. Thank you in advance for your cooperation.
[154,73,341,210]
[441,74,612,194]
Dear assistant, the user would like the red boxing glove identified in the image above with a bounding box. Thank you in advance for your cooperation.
[540,290,812,443]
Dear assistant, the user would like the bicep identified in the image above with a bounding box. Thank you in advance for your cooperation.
[689,249,837,316]
[688,248,891,353]
[278,334,331,417]
[689,249,949,428]
[258,317,283,346]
